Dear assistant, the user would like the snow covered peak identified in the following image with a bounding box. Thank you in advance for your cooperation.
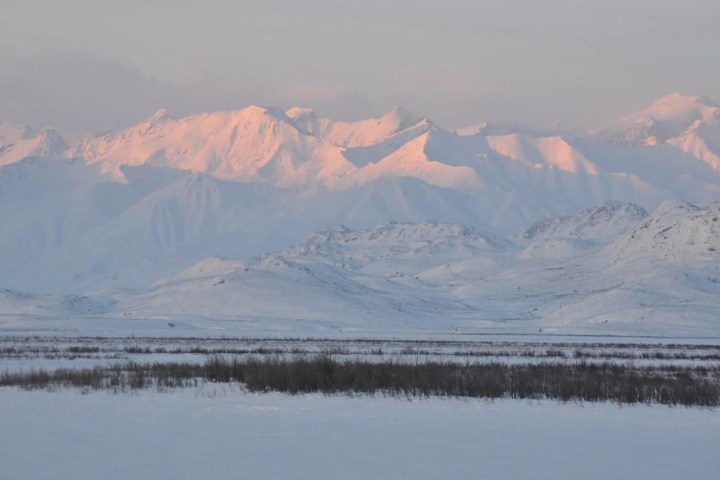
[640,93,719,124]
[283,107,333,138]
[0,122,68,166]
[134,107,431,191]
[239,104,292,121]
[70,105,354,185]
[35,128,69,155]
[602,93,720,146]
[455,122,546,137]
[285,107,317,121]
[148,108,171,123]
[317,106,432,149]
[381,106,423,130]
[486,133,599,174]
[282,105,430,143]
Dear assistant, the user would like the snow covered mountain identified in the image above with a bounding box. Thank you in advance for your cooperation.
[69,106,355,186]
[287,105,433,149]
[598,93,720,172]
[1,94,720,336]
[601,94,720,145]
[57,96,720,203]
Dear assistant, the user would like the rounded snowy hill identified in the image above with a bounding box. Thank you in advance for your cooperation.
[515,201,648,243]
[277,221,513,268]
[611,200,720,265]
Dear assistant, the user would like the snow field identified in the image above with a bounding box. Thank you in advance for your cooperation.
[1,388,718,480]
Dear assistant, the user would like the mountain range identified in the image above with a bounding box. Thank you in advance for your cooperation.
[1,93,719,336]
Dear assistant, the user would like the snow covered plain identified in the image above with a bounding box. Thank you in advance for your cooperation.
[1,389,718,480]
[2,332,719,478]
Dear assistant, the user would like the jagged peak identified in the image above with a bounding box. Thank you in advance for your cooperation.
[387,105,416,116]
[283,107,332,137]
[285,107,318,120]
[455,122,490,137]
[35,128,68,152]
[240,104,289,119]
[148,108,170,123]
[456,122,548,137]
[378,105,424,129]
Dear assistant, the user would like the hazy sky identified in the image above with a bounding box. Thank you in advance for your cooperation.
[1,0,719,134]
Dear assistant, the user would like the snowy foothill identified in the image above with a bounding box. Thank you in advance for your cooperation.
[1,198,719,338]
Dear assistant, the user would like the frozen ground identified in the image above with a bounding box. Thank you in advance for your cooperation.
[1,388,718,480]
[2,335,719,372]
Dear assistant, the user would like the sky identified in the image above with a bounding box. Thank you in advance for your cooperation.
[1,0,719,134]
